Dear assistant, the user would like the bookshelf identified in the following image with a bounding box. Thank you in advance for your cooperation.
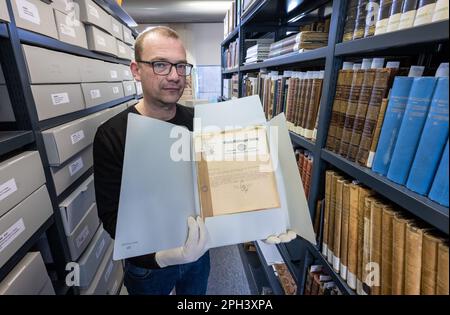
[0,23,7,38]
[0,131,34,156]
[221,0,449,295]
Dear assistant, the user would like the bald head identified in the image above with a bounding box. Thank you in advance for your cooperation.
[134,26,183,61]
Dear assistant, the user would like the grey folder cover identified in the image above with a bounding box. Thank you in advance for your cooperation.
[59,175,95,234]
[0,252,52,295]
[78,225,111,288]
[0,185,53,268]
[0,151,46,218]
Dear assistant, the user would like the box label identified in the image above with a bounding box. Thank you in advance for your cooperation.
[96,238,106,259]
[104,261,114,282]
[60,23,76,38]
[96,35,106,47]
[17,0,41,25]
[51,92,70,106]
[70,130,85,145]
[112,24,120,34]
[0,178,18,202]
[76,225,90,248]
[110,70,118,79]
[118,45,126,54]
[87,3,100,19]
[124,70,130,78]
[0,218,25,254]
[112,86,120,94]
[69,157,84,176]
[90,89,101,99]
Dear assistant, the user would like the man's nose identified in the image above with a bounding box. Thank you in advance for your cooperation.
[166,65,180,81]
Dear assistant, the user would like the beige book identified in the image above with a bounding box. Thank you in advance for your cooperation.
[333,178,347,272]
[346,183,360,290]
[404,222,424,295]
[392,213,409,295]
[421,231,444,295]
[356,187,372,294]
[414,0,437,26]
[381,206,396,295]
[323,171,335,257]
[327,173,340,263]
[436,242,449,295]
[340,182,351,280]
[432,0,449,21]
[368,200,383,295]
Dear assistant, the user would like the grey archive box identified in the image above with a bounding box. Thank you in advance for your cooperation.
[0,185,53,268]
[0,151,46,218]
[122,26,134,46]
[66,202,100,261]
[122,81,136,97]
[51,0,76,15]
[0,0,10,22]
[54,9,88,49]
[110,16,123,41]
[0,85,15,122]
[86,25,118,56]
[104,62,122,82]
[0,252,54,295]
[81,82,124,108]
[31,84,85,121]
[50,145,93,196]
[79,57,107,82]
[116,40,130,60]
[119,64,133,81]
[78,225,112,288]
[22,44,82,83]
[59,175,95,234]
[42,110,105,166]
[74,0,112,34]
[11,0,58,39]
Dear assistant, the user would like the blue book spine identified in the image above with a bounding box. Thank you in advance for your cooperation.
[387,77,438,185]
[406,77,449,195]
[372,77,414,175]
[428,140,449,207]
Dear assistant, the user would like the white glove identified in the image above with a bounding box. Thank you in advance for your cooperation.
[155,216,209,268]
[264,230,297,245]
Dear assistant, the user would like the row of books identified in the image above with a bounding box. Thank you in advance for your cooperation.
[321,169,449,295]
[326,60,449,206]
[244,39,274,64]
[224,39,240,70]
[343,0,449,42]
[295,149,314,199]
[243,70,324,141]
[268,31,329,59]
[304,265,343,295]
[224,0,240,38]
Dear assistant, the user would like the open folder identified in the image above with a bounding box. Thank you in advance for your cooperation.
[113,95,316,261]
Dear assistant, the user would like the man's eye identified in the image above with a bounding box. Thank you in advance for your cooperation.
[154,62,168,69]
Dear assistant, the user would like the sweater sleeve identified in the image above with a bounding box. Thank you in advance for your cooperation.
[93,127,161,269]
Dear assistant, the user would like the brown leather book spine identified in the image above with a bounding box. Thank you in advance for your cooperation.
[299,78,313,136]
[333,178,347,272]
[436,242,449,295]
[353,0,370,40]
[323,171,335,257]
[293,78,305,132]
[356,187,372,294]
[421,231,443,295]
[343,0,360,42]
[326,70,347,150]
[392,213,409,295]
[381,206,396,295]
[314,200,323,239]
[340,182,351,280]
[368,200,383,295]
[327,173,339,263]
[404,222,423,295]
[305,78,324,139]
[366,97,390,167]
[286,77,295,122]
[305,156,313,198]
[346,183,360,290]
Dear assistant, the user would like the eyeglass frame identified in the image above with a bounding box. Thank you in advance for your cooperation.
[136,59,193,76]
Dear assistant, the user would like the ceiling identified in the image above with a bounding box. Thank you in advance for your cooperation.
[122,0,232,24]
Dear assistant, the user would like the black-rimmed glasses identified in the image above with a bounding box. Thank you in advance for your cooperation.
[137,60,193,76]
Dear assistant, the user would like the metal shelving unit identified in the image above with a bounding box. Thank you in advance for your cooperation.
[254,242,285,295]
[221,0,449,295]
[221,27,239,47]
[0,23,8,38]
[222,67,240,74]
[0,131,34,156]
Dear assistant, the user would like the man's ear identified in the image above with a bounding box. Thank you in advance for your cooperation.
[130,61,141,81]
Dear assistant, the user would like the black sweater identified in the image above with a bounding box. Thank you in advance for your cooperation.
[93,104,194,269]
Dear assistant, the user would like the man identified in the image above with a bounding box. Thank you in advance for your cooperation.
[93,26,209,295]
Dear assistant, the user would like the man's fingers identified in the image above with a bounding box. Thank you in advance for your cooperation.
[196,216,209,251]
[185,216,199,249]
[264,235,281,245]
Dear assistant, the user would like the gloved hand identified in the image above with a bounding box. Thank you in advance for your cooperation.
[263,230,297,245]
[155,216,209,268]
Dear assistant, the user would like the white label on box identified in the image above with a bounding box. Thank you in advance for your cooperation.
[124,70,130,77]
[60,23,76,38]
[69,157,84,176]
[104,261,113,282]
[17,0,41,25]
[119,45,126,54]
[112,87,119,94]
[90,89,101,99]
[96,35,106,47]
[87,3,100,19]
[113,24,120,34]
[76,225,90,248]
[96,238,106,259]
[0,218,25,254]
[70,130,85,145]
[0,178,18,202]
[110,70,118,79]
[51,93,70,106]
[127,85,132,92]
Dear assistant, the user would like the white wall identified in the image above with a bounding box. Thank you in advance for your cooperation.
[137,23,223,66]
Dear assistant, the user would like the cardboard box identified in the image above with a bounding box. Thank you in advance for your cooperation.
[0,0,10,22]
[42,110,105,165]
[122,26,134,46]
[110,16,123,41]
[54,9,88,49]
[0,252,53,295]
[0,185,53,268]
[85,24,117,56]
[78,225,112,288]
[31,84,85,121]
[104,62,121,82]
[0,151,46,218]
[66,202,100,261]
[22,44,82,83]
[122,80,136,97]
[81,82,124,108]
[119,64,133,81]
[74,0,111,34]
[113,96,316,260]
[116,40,130,60]
[51,0,76,14]
[0,85,15,122]
[79,57,104,82]
[59,175,95,234]
[50,145,93,196]
[11,0,58,39]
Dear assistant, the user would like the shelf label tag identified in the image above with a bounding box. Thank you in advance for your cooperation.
[60,23,76,38]
[0,218,25,254]
[51,92,70,106]
[113,86,120,94]
[90,89,101,99]
[0,178,18,202]
[70,130,85,145]
[69,157,84,176]
[110,70,118,79]
[76,225,90,248]
[88,4,100,19]
[17,0,41,25]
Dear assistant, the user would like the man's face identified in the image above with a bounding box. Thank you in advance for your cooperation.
[132,35,187,106]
